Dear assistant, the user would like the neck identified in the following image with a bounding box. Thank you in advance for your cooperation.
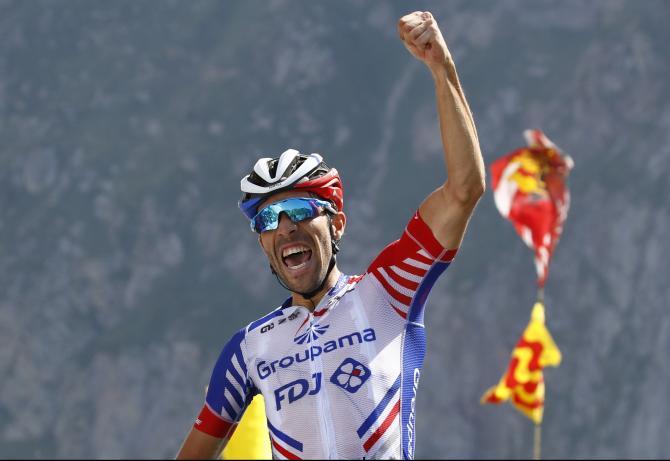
[291,267,342,311]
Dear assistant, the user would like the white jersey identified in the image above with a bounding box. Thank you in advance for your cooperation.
[194,211,457,459]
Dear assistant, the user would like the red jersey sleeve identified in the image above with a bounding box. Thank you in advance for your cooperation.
[366,211,457,322]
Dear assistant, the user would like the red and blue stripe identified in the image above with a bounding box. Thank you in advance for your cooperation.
[357,375,401,453]
[268,420,304,460]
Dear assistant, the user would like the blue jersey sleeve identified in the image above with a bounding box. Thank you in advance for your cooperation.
[193,327,258,438]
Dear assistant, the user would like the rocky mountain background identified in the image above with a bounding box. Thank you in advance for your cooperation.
[1,0,669,458]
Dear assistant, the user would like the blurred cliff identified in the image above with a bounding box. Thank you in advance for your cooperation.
[1,0,668,458]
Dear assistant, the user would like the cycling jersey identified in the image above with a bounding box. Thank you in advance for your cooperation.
[194,211,457,459]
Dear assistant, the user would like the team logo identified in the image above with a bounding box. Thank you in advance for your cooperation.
[274,372,322,410]
[330,358,370,393]
[294,323,330,344]
[257,328,377,380]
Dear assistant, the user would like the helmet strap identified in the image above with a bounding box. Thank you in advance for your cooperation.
[327,213,341,255]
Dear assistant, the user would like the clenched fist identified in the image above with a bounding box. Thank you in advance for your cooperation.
[398,11,452,70]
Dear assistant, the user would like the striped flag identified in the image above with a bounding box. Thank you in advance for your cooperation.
[481,302,562,424]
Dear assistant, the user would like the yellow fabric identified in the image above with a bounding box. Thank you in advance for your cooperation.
[221,394,271,460]
[481,302,561,424]
[508,149,549,196]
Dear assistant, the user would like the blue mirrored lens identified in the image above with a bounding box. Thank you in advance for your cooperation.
[254,208,279,233]
[251,198,332,233]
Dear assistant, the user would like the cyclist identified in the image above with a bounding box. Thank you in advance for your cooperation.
[177,11,484,459]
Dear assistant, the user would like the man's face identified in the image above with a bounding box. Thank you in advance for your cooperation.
[256,190,345,295]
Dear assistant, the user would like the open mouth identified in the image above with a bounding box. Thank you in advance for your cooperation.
[281,244,313,270]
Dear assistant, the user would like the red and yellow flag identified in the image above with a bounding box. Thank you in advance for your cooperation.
[481,302,562,424]
[490,130,574,288]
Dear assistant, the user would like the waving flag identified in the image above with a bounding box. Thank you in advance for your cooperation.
[481,302,562,424]
[490,130,574,287]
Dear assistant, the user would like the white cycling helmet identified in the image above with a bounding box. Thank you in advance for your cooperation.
[239,149,343,220]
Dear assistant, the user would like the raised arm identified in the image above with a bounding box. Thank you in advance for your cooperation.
[398,11,485,250]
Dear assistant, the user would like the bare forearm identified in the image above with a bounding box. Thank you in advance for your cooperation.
[176,428,226,460]
[431,59,485,205]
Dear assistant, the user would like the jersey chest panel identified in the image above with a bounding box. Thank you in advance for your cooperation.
[247,276,406,459]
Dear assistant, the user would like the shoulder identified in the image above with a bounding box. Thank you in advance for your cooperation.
[245,299,296,336]
[215,301,294,359]
[211,302,295,379]
[236,300,304,358]
[367,211,457,274]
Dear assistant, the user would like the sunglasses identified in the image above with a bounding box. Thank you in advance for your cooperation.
[250,197,336,233]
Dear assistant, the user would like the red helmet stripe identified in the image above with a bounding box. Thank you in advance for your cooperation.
[293,169,344,212]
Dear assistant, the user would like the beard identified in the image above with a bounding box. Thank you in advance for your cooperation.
[273,246,333,297]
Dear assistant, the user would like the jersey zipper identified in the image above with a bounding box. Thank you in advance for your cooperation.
[304,307,338,458]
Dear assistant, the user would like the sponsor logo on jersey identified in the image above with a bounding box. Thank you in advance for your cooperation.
[294,323,329,344]
[274,372,322,410]
[257,328,377,380]
[330,358,370,393]
[406,368,421,459]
